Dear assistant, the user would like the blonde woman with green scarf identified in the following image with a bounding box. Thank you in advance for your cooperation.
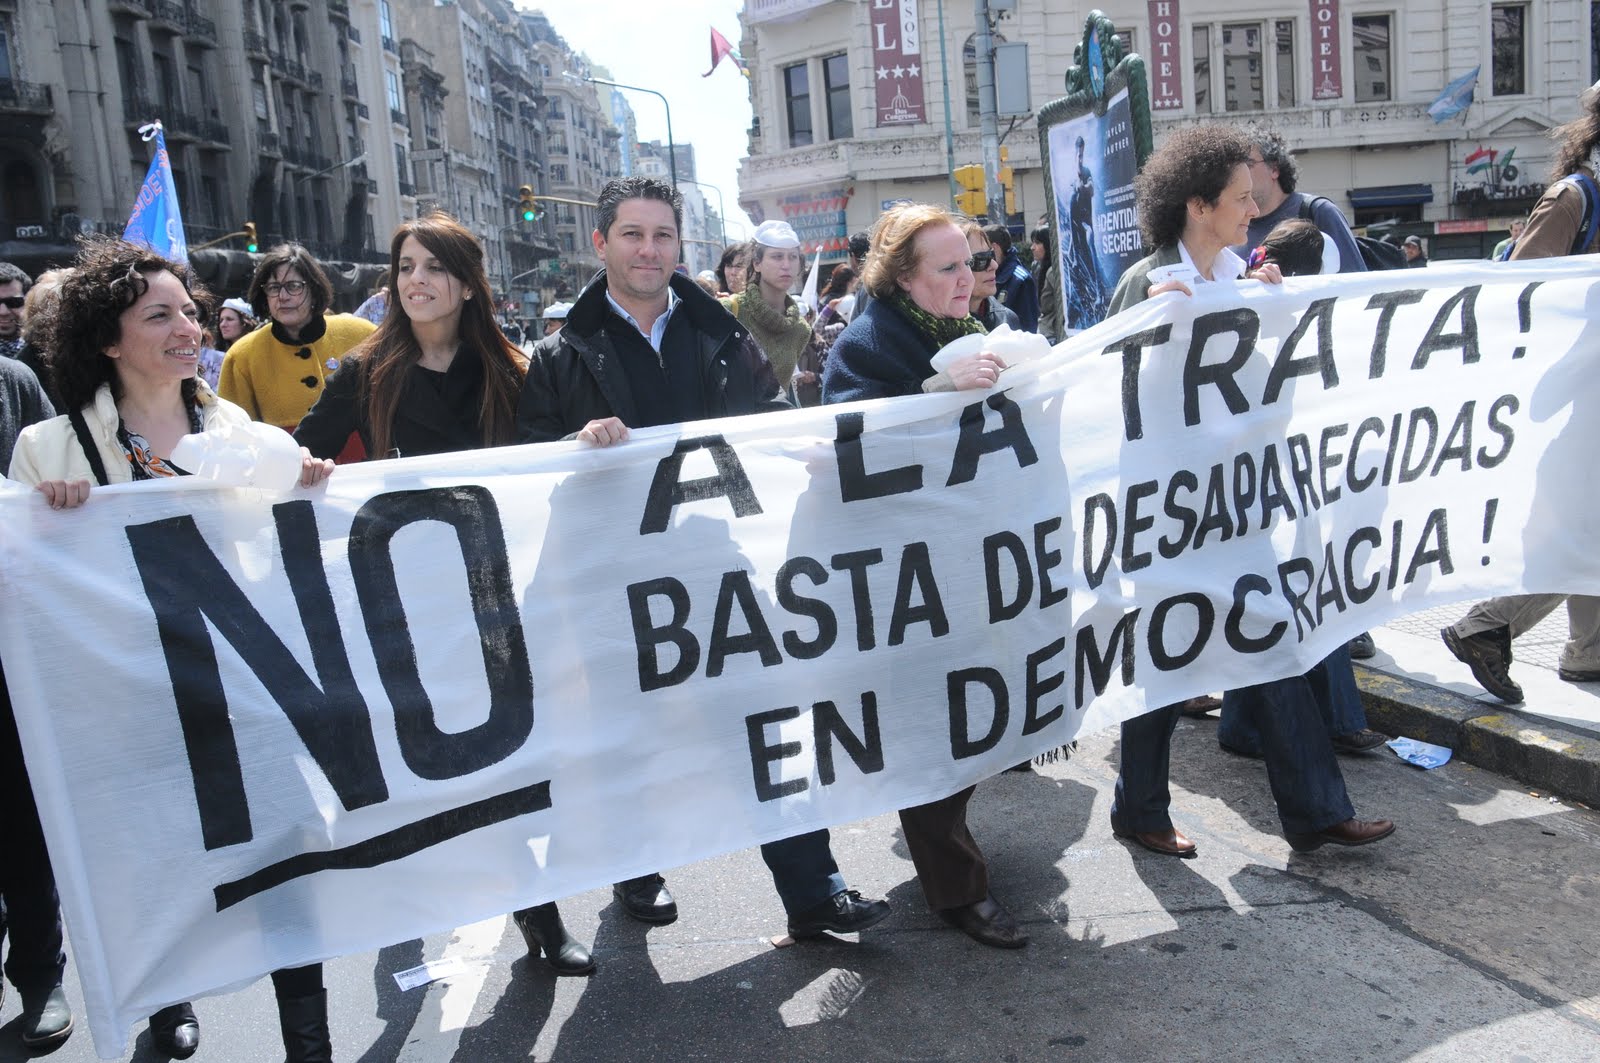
[720,220,826,405]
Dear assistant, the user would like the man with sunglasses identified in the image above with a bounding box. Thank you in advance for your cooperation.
[219,244,375,444]
[0,262,30,360]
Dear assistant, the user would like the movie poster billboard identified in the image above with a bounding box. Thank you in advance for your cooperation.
[1047,87,1142,333]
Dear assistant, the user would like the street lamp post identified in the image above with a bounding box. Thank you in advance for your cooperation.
[584,75,676,191]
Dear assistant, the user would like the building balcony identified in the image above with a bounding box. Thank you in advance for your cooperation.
[347,25,362,45]
[327,0,350,21]
[347,136,363,157]
[1154,100,1446,148]
[398,181,415,197]
[108,0,153,17]
[164,110,231,146]
[497,137,517,158]
[187,11,217,45]
[123,93,160,126]
[243,30,269,60]
[388,107,405,127]
[381,35,397,55]
[340,73,359,100]
[258,128,281,155]
[270,54,310,85]
[355,102,370,120]
[0,79,53,116]
[148,0,186,34]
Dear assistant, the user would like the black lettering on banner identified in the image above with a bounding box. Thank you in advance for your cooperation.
[746,706,807,801]
[831,548,884,650]
[1398,407,1439,483]
[1103,323,1173,440]
[1120,478,1159,572]
[1263,297,1339,404]
[1148,592,1214,670]
[1023,637,1068,735]
[1314,542,1347,623]
[1183,308,1258,426]
[948,667,1009,759]
[947,393,1039,486]
[814,693,885,784]
[1318,424,1348,504]
[627,577,699,691]
[1347,416,1386,492]
[1257,446,1296,529]
[1225,574,1287,653]
[1034,517,1071,609]
[1343,527,1383,604]
[833,411,923,501]
[706,570,783,677]
[126,503,388,852]
[1364,289,1426,378]
[889,542,950,645]
[776,557,837,659]
[984,531,1033,622]
[348,487,534,781]
[1478,395,1518,467]
[1194,465,1232,548]
[1276,556,1317,640]
[1405,508,1454,583]
[1433,402,1475,476]
[1075,610,1139,708]
[639,435,763,535]
[1158,471,1199,559]
[1380,411,1404,485]
[1231,452,1257,537]
[1082,493,1117,589]
[1286,434,1320,514]
[1411,286,1482,369]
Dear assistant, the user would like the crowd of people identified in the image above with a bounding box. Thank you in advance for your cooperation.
[3,81,1599,1058]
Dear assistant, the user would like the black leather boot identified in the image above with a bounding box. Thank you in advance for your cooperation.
[149,1001,200,1059]
[276,988,332,1063]
[513,902,596,975]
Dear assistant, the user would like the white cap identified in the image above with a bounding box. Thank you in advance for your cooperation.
[753,220,801,249]
[542,301,572,320]
[222,297,253,317]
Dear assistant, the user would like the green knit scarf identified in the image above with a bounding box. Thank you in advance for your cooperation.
[886,289,988,348]
[733,291,811,385]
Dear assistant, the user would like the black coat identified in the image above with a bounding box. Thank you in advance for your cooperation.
[295,343,496,460]
[515,270,788,443]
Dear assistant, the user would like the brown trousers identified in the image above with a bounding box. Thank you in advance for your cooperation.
[898,784,989,911]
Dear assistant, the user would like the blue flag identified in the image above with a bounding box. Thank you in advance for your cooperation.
[1427,67,1479,124]
[123,122,189,262]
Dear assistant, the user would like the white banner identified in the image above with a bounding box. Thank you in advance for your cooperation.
[4,260,1600,1056]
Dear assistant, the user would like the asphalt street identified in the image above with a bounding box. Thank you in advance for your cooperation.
[3,715,1597,1063]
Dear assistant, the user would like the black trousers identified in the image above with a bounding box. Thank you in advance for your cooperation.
[899,785,989,911]
[0,655,67,994]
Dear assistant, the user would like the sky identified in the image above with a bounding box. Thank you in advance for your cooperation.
[522,0,758,239]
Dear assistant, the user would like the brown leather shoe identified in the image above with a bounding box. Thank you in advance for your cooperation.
[1286,818,1396,853]
[1177,694,1222,717]
[1113,826,1198,858]
[938,894,1029,948]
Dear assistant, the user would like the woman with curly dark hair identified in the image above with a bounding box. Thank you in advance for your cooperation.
[714,241,750,296]
[7,236,333,1059]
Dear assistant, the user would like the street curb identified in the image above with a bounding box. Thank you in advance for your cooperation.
[1354,664,1600,808]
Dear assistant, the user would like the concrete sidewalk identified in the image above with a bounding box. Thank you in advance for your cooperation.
[1356,600,1600,807]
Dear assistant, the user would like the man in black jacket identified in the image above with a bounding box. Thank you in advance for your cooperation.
[515,176,890,942]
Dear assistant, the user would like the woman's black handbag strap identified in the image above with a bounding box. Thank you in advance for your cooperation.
[66,408,112,487]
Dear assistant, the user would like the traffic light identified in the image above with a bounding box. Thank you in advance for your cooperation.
[954,164,986,217]
[998,147,1016,216]
[243,222,258,253]
[518,185,539,223]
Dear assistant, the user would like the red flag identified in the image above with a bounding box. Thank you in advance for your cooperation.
[704,27,735,77]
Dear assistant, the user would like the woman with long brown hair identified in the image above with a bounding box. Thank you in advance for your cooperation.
[294,212,596,977]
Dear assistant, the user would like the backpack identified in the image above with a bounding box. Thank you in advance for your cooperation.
[1296,196,1408,271]
[1495,172,1600,260]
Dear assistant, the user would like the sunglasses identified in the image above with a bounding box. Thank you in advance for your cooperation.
[967,251,997,271]
[0,296,24,310]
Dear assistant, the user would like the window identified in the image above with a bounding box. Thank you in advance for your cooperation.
[1222,23,1264,112]
[784,62,812,147]
[252,79,269,120]
[0,18,13,82]
[154,53,179,108]
[1351,15,1390,102]
[394,143,409,185]
[379,1,394,41]
[1492,4,1527,96]
[824,53,851,140]
[1192,26,1211,113]
[1275,20,1295,107]
[386,69,403,113]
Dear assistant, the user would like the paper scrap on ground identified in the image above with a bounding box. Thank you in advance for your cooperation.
[393,956,471,992]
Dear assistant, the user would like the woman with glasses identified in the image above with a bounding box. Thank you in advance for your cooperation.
[820,203,1025,949]
[7,236,335,1060]
[294,213,597,978]
[218,244,375,445]
[960,221,1018,333]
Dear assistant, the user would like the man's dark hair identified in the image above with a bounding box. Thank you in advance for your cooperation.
[983,224,1013,254]
[848,230,872,260]
[1258,218,1324,277]
[0,261,32,292]
[1134,124,1254,249]
[246,243,333,321]
[595,176,682,240]
[1244,124,1298,194]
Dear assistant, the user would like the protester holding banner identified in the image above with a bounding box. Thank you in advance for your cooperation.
[218,244,376,439]
[1441,80,1600,703]
[720,220,822,399]
[516,175,892,944]
[821,202,1026,948]
[7,236,335,1059]
[1102,125,1395,857]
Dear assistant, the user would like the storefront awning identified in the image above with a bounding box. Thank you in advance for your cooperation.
[1348,184,1435,208]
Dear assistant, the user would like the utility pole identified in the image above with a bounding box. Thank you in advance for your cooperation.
[973,0,1004,222]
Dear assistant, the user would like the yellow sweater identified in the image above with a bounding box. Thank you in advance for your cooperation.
[218,314,376,429]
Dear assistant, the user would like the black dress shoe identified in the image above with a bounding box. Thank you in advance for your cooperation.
[514,902,596,975]
[1286,817,1396,853]
[1348,632,1377,659]
[1217,738,1263,759]
[787,889,891,939]
[150,1001,200,1059]
[1331,728,1388,754]
[938,894,1028,949]
[613,873,678,924]
[20,985,74,1049]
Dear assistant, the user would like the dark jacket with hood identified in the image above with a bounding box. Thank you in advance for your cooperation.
[516,269,788,442]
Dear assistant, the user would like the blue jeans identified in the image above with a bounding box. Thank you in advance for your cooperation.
[1110,703,1183,834]
[1225,669,1357,835]
[1,657,67,995]
[759,830,846,916]
[1218,645,1365,755]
